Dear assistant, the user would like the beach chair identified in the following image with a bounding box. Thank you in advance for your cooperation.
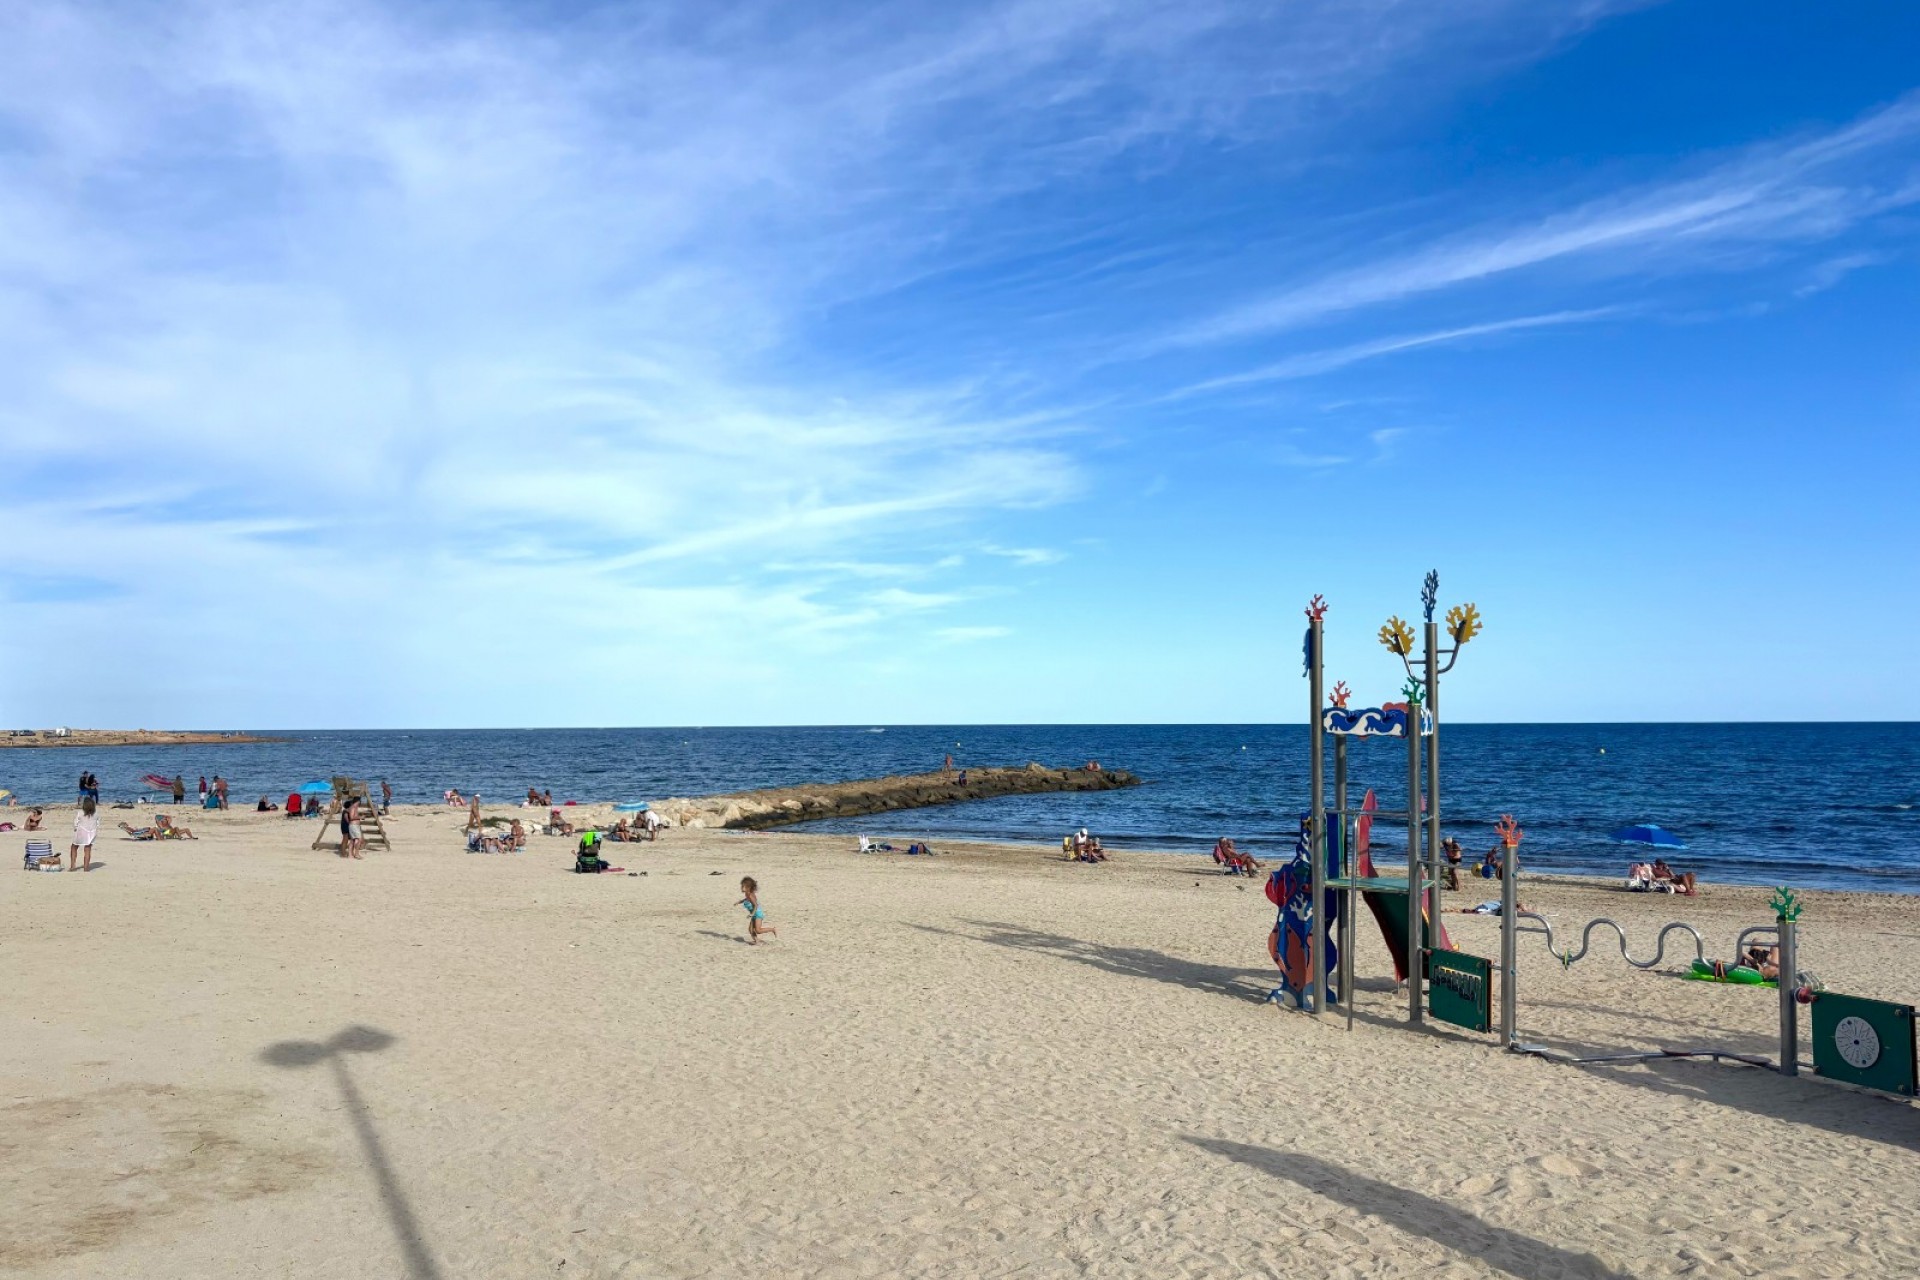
[23,840,58,870]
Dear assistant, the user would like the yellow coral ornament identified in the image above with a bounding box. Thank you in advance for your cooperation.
[1445,603,1483,646]
[1378,615,1414,657]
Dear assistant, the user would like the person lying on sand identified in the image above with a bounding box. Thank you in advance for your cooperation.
[1457,900,1530,915]
[119,822,158,840]
[1652,859,1697,895]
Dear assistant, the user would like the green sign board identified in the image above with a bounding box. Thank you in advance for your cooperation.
[1429,949,1492,1033]
[1812,993,1917,1096]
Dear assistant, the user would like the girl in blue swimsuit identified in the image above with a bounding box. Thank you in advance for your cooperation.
[738,877,778,945]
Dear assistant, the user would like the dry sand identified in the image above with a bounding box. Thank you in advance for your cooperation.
[4,802,1919,1277]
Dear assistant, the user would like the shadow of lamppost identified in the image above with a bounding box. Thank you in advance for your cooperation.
[262,1026,443,1280]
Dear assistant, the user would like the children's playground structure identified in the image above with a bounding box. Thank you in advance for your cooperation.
[1271,573,1918,1099]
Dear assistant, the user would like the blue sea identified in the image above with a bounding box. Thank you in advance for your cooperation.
[4,724,1917,892]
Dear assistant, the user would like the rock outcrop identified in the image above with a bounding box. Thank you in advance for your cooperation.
[649,764,1140,830]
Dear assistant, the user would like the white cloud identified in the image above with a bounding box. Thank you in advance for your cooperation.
[1165,309,1620,399]
[1163,92,1920,349]
[982,545,1066,566]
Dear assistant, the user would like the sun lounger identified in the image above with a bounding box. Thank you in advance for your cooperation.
[23,840,58,870]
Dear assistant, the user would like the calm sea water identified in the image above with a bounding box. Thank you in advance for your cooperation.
[4,724,1916,892]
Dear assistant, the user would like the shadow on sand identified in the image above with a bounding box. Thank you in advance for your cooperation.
[1185,1138,1633,1280]
[911,919,1274,1003]
[262,1026,443,1280]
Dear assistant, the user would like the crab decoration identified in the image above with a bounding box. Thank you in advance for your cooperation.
[1378,615,1414,657]
[1328,681,1351,709]
[1496,814,1524,848]
[1445,603,1483,646]
[1305,594,1328,623]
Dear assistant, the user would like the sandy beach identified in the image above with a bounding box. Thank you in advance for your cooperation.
[5,803,1920,1278]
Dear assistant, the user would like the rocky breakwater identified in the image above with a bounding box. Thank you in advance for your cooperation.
[650,764,1141,830]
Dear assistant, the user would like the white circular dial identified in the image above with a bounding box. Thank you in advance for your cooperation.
[1834,1015,1881,1070]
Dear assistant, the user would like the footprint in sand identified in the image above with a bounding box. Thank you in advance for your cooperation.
[1533,1153,1600,1179]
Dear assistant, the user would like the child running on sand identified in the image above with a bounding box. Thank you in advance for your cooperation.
[738,877,778,945]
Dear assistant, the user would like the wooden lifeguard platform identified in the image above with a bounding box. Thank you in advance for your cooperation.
[310,776,391,853]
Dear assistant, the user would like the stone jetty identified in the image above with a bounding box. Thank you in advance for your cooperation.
[0,728,288,749]
[650,763,1141,830]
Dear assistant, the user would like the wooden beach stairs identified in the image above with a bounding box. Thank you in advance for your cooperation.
[310,776,391,853]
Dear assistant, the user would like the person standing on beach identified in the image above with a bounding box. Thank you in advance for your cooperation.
[380,779,392,814]
[172,775,185,804]
[69,797,99,872]
[341,794,364,859]
[198,776,208,805]
[214,776,229,810]
[468,794,482,832]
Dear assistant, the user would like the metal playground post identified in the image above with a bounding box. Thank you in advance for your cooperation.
[1308,605,1327,1016]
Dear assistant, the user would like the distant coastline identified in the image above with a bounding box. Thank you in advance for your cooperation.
[0,729,289,749]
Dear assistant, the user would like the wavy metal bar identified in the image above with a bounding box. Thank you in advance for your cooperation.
[1514,912,1704,969]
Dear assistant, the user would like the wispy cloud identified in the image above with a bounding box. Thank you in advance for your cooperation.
[1166,309,1620,399]
[1163,92,1920,349]
[982,545,1066,566]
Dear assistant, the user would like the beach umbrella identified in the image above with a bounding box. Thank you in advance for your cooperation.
[296,780,334,795]
[1609,823,1687,850]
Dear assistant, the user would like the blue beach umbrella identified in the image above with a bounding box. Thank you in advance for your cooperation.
[296,779,334,795]
[1609,824,1687,850]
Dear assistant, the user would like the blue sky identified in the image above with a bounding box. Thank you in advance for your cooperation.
[2,0,1916,727]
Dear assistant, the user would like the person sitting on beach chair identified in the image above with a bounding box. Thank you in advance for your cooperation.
[466,828,507,854]
[547,808,575,837]
[1625,862,1676,893]
[1651,858,1696,895]
[1213,837,1259,876]
[119,821,159,841]
[157,814,196,839]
